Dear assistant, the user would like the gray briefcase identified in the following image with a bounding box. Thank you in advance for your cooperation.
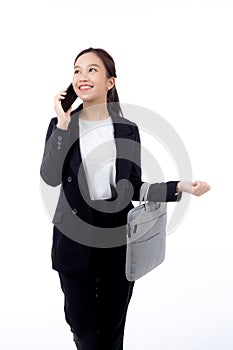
[125,182,167,281]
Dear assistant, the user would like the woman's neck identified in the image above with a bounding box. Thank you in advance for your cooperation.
[80,103,110,121]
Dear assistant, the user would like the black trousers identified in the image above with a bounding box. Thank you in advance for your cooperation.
[57,198,135,350]
[58,251,135,350]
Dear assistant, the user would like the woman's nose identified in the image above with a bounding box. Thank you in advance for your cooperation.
[79,76,88,82]
[78,72,89,82]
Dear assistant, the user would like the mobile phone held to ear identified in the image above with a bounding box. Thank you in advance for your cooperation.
[61,83,78,112]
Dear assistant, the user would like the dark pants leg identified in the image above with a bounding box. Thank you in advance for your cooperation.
[58,269,135,350]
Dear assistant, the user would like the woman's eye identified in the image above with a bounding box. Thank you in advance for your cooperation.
[89,67,97,72]
[74,70,80,74]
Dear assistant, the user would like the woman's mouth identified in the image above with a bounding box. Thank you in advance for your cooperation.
[79,85,93,91]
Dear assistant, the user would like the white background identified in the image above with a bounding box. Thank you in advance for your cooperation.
[1,0,233,349]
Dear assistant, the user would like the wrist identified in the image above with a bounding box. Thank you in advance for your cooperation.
[56,122,69,131]
[176,181,181,193]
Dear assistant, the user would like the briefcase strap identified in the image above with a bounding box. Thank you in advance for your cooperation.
[139,182,150,209]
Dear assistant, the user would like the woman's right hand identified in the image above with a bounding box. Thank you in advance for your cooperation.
[54,89,72,130]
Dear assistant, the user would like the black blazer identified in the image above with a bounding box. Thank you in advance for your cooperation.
[40,104,181,278]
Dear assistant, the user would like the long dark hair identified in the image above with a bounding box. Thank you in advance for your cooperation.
[74,47,123,117]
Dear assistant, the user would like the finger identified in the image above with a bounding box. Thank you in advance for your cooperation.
[195,185,210,196]
[60,88,68,93]
[203,184,211,193]
[192,184,203,196]
[54,94,66,103]
[58,91,67,97]
[193,181,207,190]
[197,184,207,195]
[55,90,67,98]
[193,180,204,187]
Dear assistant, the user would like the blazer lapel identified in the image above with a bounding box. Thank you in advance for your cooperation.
[111,111,135,185]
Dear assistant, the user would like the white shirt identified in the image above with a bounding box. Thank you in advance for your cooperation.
[78,116,117,200]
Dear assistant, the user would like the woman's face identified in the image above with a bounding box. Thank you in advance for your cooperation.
[72,52,115,105]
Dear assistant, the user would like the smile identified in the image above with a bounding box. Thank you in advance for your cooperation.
[79,85,93,90]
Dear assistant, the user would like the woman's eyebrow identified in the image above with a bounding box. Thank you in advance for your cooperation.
[74,63,101,69]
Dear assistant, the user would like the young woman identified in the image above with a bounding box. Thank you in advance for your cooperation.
[40,47,210,350]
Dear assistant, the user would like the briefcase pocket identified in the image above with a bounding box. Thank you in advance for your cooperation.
[132,227,165,265]
[133,230,160,244]
[126,214,166,281]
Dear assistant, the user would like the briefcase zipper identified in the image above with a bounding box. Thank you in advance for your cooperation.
[127,224,138,238]
[127,223,131,238]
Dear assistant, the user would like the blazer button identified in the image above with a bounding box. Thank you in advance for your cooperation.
[67,176,72,183]
[57,146,61,150]
[57,140,62,145]
[72,208,77,214]
[57,135,63,140]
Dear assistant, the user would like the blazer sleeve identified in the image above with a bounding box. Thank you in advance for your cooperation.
[129,124,182,202]
[40,118,71,187]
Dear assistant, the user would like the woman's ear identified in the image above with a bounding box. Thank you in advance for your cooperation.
[107,77,115,91]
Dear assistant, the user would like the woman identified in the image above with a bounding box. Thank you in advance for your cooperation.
[40,47,210,350]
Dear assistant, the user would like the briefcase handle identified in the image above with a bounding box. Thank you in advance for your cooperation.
[139,182,151,209]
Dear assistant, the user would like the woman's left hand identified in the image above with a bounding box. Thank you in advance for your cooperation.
[177,181,211,196]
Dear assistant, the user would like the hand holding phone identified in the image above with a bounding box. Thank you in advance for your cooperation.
[61,83,78,112]
[54,84,78,130]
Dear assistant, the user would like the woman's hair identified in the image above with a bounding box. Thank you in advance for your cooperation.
[74,47,123,117]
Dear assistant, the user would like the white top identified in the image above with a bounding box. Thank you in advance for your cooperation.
[78,116,117,200]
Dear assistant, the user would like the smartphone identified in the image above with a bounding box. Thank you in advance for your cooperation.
[61,83,78,112]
